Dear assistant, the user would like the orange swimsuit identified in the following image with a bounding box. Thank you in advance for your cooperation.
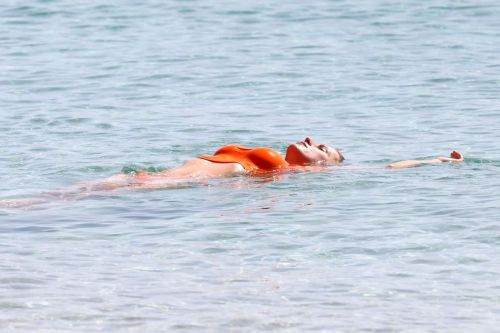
[199,145,289,174]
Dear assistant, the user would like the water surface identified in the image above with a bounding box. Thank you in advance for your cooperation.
[1,0,500,331]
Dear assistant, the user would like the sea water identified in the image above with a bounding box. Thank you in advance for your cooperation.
[1,0,500,331]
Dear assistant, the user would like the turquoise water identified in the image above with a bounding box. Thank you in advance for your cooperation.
[2,0,500,331]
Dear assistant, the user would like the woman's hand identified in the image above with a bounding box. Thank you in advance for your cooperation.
[437,150,464,163]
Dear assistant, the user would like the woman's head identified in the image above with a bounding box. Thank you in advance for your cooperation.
[285,137,344,165]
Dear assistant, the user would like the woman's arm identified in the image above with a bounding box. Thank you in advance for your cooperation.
[386,150,464,169]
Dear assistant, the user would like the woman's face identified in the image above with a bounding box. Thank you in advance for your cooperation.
[285,137,344,165]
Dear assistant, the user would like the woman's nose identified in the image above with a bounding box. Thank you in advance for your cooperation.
[304,137,314,145]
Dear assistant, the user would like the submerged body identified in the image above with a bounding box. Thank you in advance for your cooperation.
[0,137,464,208]
[49,140,463,195]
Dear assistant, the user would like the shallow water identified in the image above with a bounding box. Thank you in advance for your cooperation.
[1,0,500,331]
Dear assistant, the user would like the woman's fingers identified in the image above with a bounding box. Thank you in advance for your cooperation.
[450,150,463,161]
[438,151,464,163]
[450,150,464,162]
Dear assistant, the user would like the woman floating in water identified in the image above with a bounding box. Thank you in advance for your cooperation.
[1,137,463,207]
